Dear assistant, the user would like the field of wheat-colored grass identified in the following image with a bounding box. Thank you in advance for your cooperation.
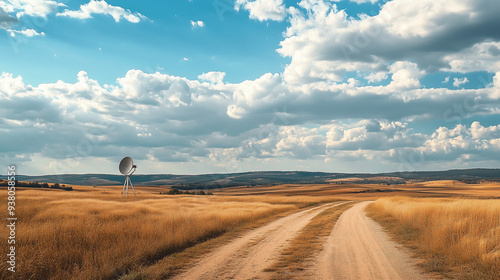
[0,188,333,280]
[368,196,500,279]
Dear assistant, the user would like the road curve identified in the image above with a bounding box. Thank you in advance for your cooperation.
[171,202,344,280]
[314,201,425,280]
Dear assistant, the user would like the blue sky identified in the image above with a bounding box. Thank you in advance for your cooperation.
[1,0,500,175]
[1,0,291,85]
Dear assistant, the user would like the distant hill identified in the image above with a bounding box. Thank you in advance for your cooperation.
[2,168,499,189]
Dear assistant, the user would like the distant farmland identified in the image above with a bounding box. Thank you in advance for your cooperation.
[3,168,500,188]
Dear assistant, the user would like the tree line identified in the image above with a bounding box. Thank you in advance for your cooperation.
[0,180,73,191]
[160,188,213,195]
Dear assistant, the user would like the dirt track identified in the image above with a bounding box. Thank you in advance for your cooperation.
[314,201,425,280]
[172,201,426,280]
[172,202,344,280]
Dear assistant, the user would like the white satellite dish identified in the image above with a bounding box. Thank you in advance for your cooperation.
[119,156,137,197]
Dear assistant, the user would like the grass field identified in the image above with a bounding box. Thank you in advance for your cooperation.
[216,180,500,200]
[367,196,500,280]
[0,187,334,280]
[1,180,499,279]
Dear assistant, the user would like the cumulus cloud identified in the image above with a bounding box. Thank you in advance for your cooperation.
[445,42,500,73]
[489,72,500,99]
[235,0,286,21]
[57,0,147,23]
[190,20,204,28]
[365,72,387,84]
[453,77,469,87]
[420,123,500,162]
[0,72,26,96]
[7,28,44,37]
[274,126,325,159]
[4,0,66,18]
[1,67,500,174]
[198,71,225,84]
[323,121,500,170]
[0,70,233,169]
[387,61,424,90]
[278,0,500,84]
[325,120,425,151]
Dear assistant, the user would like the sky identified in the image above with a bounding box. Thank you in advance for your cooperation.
[1,0,500,176]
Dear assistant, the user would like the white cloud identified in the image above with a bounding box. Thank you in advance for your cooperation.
[7,28,44,37]
[56,0,147,23]
[453,77,469,87]
[387,61,424,90]
[6,0,66,18]
[365,72,388,83]
[235,0,286,21]
[274,126,324,159]
[226,105,246,120]
[231,73,286,113]
[325,120,423,151]
[442,76,450,83]
[421,123,500,161]
[470,121,500,139]
[445,42,500,73]
[381,0,470,38]
[2,68,500,175]
[190,20,204,28]
[278,0,500,84]
[198,71,226,84]
[491,72,500,99]
[0,72,26,96]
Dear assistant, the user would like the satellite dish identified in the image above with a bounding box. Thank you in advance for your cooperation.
[119,157,134,175]
[119,156,137,197]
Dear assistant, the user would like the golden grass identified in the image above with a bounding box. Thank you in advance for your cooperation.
[367,196,500,280]
[0,188,334,280]
[268,202,354,279]
[217,180,500,200]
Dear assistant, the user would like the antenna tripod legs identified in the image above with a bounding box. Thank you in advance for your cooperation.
[121,175,137,197]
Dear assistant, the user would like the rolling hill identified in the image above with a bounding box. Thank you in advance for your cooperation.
[2,168,499,189]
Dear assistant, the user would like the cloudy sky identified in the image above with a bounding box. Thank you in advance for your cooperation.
[1,0,500,175]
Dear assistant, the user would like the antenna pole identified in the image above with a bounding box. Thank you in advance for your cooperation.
[121,178,127,195]
[129,177,136,196]
[126,175,129,197]
[122,174,137,197]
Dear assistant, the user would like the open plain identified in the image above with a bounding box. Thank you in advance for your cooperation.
[1,180,499,279]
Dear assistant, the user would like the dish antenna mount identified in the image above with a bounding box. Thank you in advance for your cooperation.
[119,156,137,197]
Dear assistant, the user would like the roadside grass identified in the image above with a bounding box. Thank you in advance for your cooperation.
[0,188,339,280]
[367,196,500,280]
[267,202,354,279]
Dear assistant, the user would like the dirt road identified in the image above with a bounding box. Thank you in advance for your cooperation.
[314,201,425,280]
[172,202,345,280]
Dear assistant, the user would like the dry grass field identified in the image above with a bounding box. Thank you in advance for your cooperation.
[367,196,500,279]
[0,186,334,280]
[217,180,500,200]
[1,180,499,279]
